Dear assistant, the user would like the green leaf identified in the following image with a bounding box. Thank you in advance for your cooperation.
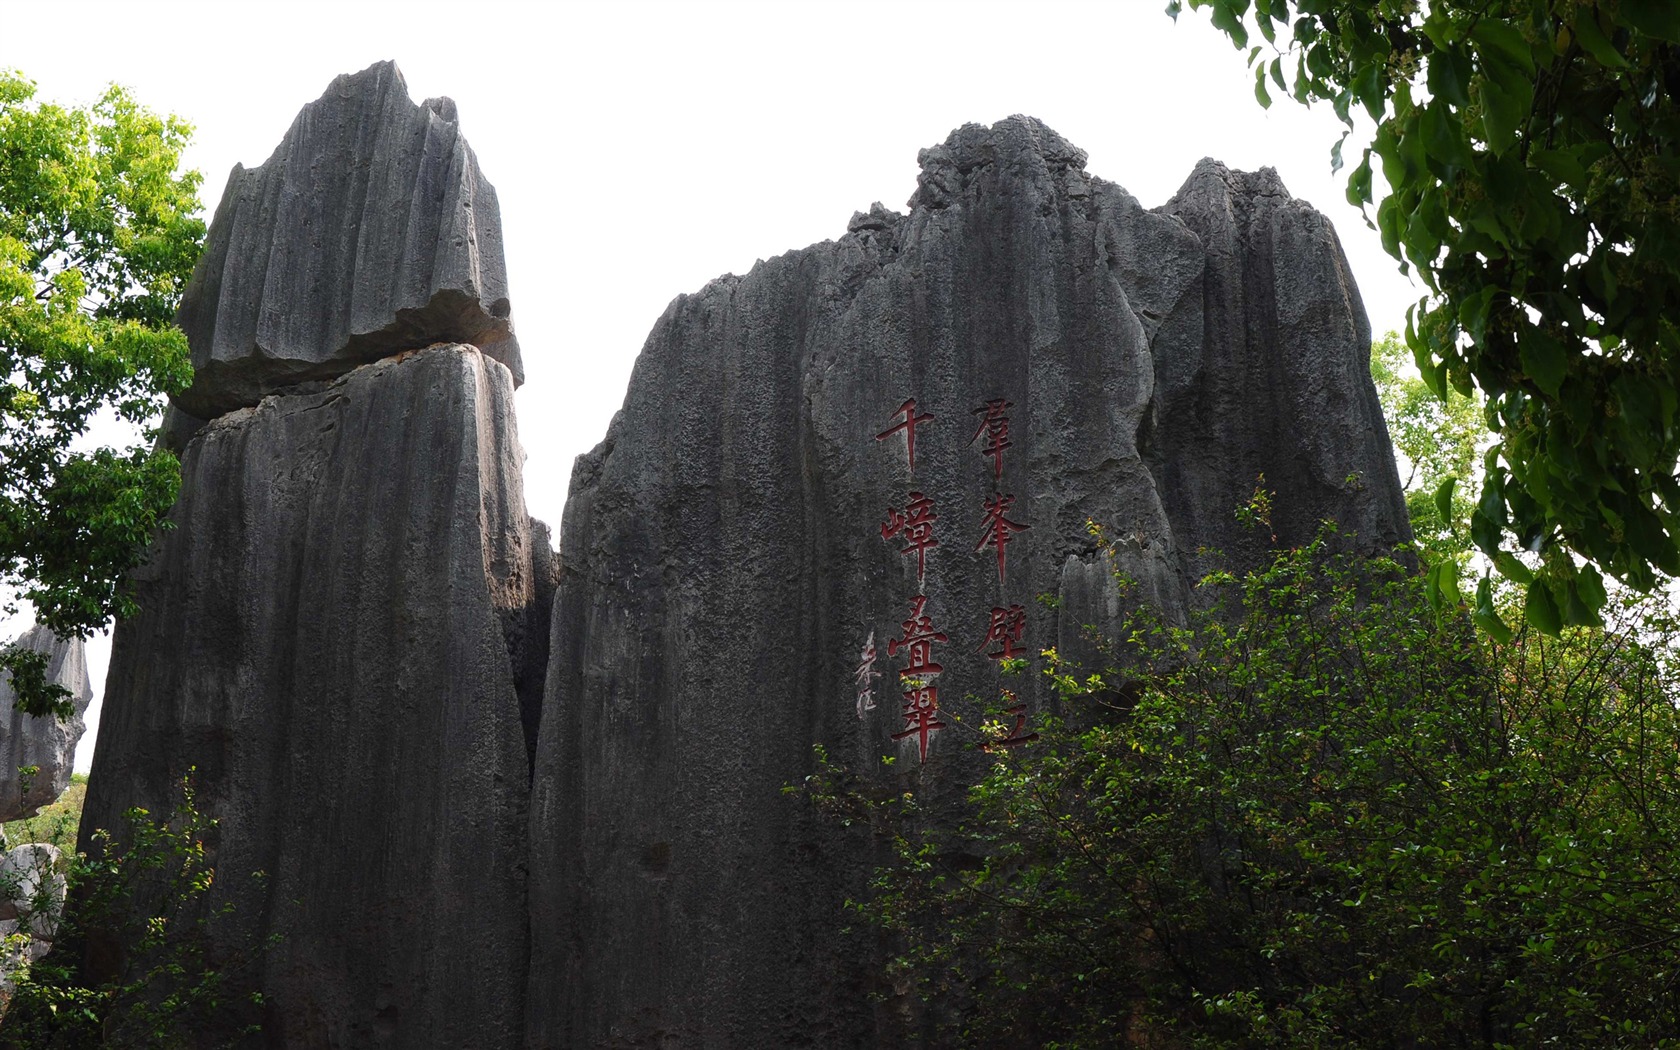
[1433,476,1458,526]
[1436,557,1462,605]
[1493,550,1535,586]
[1620,0,1680,43]
[1255,67,1273,109]
[1470,18,1537,76]
[1209,0,1250,48]
[1473,576,1514,643]
[1377,195,1403,256]
[1479,69,1529,153]
[1517,326,1567,397]
[1354,61,1384,122]
[1570,9,1631,68]
[1472,508,1501,556]
[1346,152,1373,207]
[1524,579,1562,634]
[1458,286,1498,347]
[1426,46,1473,107]
[1623,503,1680,575]
[1421,102,1472,174]
[1531,148,1590,189]
[1575,563,1608,612]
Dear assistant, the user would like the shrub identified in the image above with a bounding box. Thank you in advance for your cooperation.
[807,528,1680,1047]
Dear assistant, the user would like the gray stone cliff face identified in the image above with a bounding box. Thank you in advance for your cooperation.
[525,117,1410,1048]
[173,60,519,421]
[0,627,91,822]
[83,346,537,1048]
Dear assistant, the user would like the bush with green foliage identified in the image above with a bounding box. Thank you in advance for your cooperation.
[805,521,1680,1047]
[0,775,266,1048]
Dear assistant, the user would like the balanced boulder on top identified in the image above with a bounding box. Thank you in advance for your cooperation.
[173,60,520,420]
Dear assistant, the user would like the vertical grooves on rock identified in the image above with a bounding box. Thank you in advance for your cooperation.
[527,116,1411,1049]
[173,60,521,420]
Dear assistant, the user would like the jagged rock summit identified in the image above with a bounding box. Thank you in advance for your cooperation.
[0,626,91,823]
[526,115,1411,1048]
[173,60,519,420]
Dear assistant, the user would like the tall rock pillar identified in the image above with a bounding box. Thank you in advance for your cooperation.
[525,118,1410,1048]
[80,62,546,1048]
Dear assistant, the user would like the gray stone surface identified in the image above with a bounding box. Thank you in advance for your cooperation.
[1,842,65,939]
[525,117,1411,1047]
[81,345,543,1048]
[174,61,519,419]
[0,626,91,823]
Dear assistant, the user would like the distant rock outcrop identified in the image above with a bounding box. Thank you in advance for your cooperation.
[525,117,1410,1047]
[0,627,91,823]
[173,60,519,421]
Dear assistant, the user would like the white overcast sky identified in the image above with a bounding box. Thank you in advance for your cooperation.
[3,0,1420,773]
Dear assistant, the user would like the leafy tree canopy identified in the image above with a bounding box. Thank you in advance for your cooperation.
[806,526,1680,1047]
[1175,0,1680,637]
[0,71,202,717]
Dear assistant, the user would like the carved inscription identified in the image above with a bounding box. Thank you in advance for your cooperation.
[859,394,1038,762]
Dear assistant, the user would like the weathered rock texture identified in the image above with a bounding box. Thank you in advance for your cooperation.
[83,345,541,1047]
[174,60,519,420]
[0,627,91,822]
[526,118,1410,1047]
[82,64,544,1048]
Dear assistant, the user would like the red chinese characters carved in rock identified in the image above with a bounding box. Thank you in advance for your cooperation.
[976,604,1027,661]
[876,398,934,473]
[974,492,1030,583]
[984,691,1040,751]
[970,398,1014,481]
[881,491,939,581]
[891,683,946,763]
[888,594,949,680]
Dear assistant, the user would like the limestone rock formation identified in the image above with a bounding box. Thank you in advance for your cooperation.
[84,345,540,1047]
[525,117,1410,1047]
[0,842,65,940]
[173,60,519,420]
[81,65,543,1048]
[0,626,92,822]
[0,842,65,1004]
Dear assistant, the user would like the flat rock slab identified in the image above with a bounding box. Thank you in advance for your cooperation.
[82,345,542,1048]
[0,626,91,823]
[174,61,520,419]
[526,117,1411,1048]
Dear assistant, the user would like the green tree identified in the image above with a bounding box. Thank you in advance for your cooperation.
[1174,0,1680,636]
[1370,328,1482,566]
[805,529,1680,1047]
[0,72,202,716]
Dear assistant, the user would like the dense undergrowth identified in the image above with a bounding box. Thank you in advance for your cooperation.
[805,518,1680,1047]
